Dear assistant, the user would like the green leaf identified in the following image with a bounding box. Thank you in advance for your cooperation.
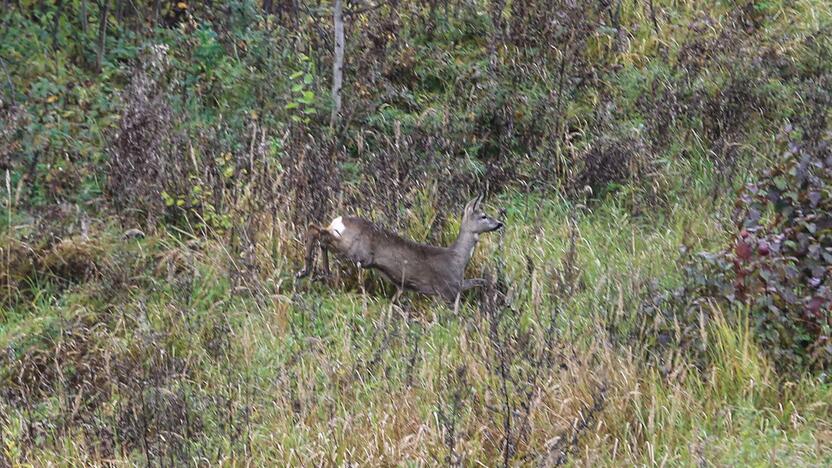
[289,71,304,80]
[299,90,315,104]
[774,176,788,191]
[161,191,174,207]
[303,73,313,84]
[291,84,303,93]
[285,102,300,110]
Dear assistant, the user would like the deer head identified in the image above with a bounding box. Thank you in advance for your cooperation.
[460,194,503,235]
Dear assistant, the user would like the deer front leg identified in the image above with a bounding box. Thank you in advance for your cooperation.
[320,243,331,277]
[462,278,486,291]
[391,288,404,304]
[296,224,323,279]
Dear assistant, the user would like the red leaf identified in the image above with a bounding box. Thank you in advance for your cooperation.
[735,241,753,261]
[808,296,826,318]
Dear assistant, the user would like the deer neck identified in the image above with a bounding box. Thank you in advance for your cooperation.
[451,229,480,267]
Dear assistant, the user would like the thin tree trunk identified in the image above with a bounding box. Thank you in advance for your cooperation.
[330,0,344,128]
[426,0,437,38]
[51,0,64,49]
[96,1,109,73]
[81,0,88,34]
[0,56,16,105]
[291,0,300,27]
[154,0,161,25]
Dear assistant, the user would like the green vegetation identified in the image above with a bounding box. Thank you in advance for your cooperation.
[2,1,831,465]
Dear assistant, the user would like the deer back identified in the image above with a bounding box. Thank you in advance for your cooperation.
[329,216,463,299]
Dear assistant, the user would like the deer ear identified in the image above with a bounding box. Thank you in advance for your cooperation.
[474,193,484,211]
[465,196,479,214]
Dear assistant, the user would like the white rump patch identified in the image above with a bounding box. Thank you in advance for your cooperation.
[327,216,346,238]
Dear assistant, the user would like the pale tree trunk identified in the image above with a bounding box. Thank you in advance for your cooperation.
[154,0,161,24]
[330,0,344,128]
[291,0,300,26]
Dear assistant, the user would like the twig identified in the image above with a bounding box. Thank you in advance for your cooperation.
[648,0,660,35]
[0,56,15,105]
[345,0,393,16]
[540,385,607,467]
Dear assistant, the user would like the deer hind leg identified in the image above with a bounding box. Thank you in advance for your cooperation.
[296,224,324,279]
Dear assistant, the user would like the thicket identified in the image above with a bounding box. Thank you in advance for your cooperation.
[5,1,820,219]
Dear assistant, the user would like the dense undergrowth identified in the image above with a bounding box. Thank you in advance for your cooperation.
[2,0,831,465]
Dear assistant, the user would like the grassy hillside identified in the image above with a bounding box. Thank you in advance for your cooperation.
[2,1,831,465]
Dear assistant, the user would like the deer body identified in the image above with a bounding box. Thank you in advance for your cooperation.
[296,195,502,303]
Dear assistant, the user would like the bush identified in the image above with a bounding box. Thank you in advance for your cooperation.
[726,121,832,371]
[657,118,832,373]
[106,44,174,222]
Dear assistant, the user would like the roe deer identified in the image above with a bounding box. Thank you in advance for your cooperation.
[295,194,503,303]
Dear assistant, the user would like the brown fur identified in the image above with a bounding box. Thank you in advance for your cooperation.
[296,195,503,303]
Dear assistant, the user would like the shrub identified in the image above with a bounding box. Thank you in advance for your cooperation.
[657,120,832,373]
[725,122,831,371]
[106,44,174,222]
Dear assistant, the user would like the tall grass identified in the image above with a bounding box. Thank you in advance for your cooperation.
[3,193,829,465]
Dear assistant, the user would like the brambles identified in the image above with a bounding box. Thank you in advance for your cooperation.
[569,134,649,199]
